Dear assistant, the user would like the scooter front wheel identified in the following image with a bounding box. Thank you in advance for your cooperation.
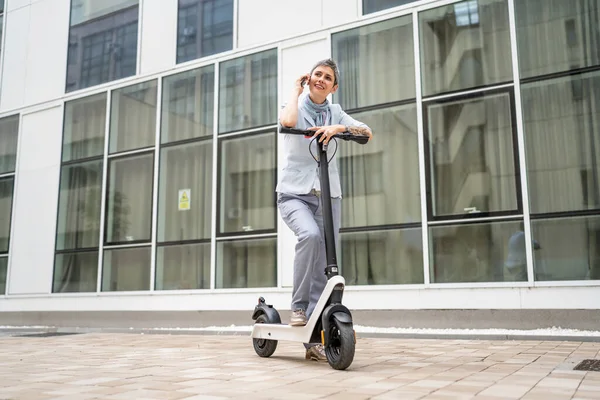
[252,314,278,357]
[325,319,355,370]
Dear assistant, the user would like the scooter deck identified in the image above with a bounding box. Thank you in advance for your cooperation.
[251,275,345,343]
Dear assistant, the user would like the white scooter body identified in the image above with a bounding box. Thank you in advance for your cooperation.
[251,275,345,343]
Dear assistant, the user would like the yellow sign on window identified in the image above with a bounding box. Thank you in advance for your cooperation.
[178,189,191,211]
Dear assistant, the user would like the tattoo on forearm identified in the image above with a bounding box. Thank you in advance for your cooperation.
[347,126,372,136]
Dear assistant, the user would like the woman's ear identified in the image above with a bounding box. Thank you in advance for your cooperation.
[330,84,339,94]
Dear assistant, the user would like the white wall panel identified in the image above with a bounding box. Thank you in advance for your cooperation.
[237,0,322,48]
[323,0,359,27]
[24,0,70,106]
[0,6,29,111]
[139,0,177,75]
[8,106,63,295]
[6,0,31,12]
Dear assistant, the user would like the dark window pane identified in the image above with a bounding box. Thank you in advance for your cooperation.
[333,15,415,109]
[102,246,151,291]
[216,238,276,288]
[219,132,276,234]
[532,216,600,281]
[63,94,106,162]
[522,72,600,214]
[66,1,139,92]
[158,141,212,241]
[56,161,103,250]
[53,251,98,293]
[426,92,518,217]
[342,228,424,285]
[515,0,600,79]
[0,115,19,174]
[161,65,214,144]
[0,177,14,253]
[430,220,525,283]
[156,242,210,290]
[109,80,158,153]
[363,0,416,14]
[419,0,512,96]
[0,257,6,295]
[340,104,420,227]
[219,49,277,133]
[106,153,154,244]
[176,0,234,64]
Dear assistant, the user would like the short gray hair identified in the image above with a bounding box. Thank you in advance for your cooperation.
[310,58,340,86]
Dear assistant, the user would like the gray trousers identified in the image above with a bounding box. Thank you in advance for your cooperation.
[277,192,341,320]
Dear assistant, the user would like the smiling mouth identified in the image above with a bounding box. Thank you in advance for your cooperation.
[315,84,325,90]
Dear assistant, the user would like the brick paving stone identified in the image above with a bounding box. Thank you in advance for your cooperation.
[1,333,600,399]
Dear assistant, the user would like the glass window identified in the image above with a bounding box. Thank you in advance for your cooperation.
[0,177,14,253]
[53,251,99,293]
[419,0,512,96]
[218,49,277,133]
[216,237,276,288]
[339,104,420,228]
[161,65,214,144]
[55,161,103,250]
[430,220,525,283]
[102,246,151,291]
[62,94,106,162]
[105,153,154,244]
[532,216,600,281]
[363,0,417,14]
[0,256,6,294]
[66,0,140,92]
[425,91,519,218]
[219,131,276,235]
[342,228,424,285]
[522,71,600,214]
[332,16,415,109]
[0,115,19,174]
[176,0,234,64]
[156,242,210,290]
[515,0,600,79]
[158,140,212,242]
[109,80,158,153]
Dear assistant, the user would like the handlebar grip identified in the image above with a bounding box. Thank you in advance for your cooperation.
[279,126,369,145]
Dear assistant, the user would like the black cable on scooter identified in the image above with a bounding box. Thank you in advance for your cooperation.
[308,136,338,164]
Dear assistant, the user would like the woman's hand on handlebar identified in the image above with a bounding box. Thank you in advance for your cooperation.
[308,124,346,145]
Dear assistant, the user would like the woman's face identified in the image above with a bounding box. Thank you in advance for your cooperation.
[309,65,338,101]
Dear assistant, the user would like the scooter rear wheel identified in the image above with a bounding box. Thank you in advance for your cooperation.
[325,319,355,370]
[252,314,278,357]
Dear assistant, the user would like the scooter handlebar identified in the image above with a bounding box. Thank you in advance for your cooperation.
[279,126,369,145]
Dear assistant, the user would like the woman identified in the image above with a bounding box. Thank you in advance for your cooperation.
[277,58,372,361]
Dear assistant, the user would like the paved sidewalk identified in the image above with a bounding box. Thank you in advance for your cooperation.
[0,333,599,400]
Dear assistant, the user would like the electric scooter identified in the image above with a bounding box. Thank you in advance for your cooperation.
[250,125,369,370]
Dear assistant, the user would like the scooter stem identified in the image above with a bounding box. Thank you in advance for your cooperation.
[318,140,339,280]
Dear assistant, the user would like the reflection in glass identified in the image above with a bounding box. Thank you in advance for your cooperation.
[219,49,277,133]
[161,65,214,144]
[56,161,103,250]
[332,15,415,109]
[430,220,525,283]
[0,115,19,174]
[216,238,276,288]
[66,0,139,92]
[419,0,512,96]
[522,72,600,214]
[158,141,212,242]
[156,242,210,290]
[109,80,158,153]
[177,0,234,64]
[53,251,98,293]
[220,132,276,234]
[0,178,14,253]
[362,0,416,15]
[515,0,600,79]
[62,94,106,162]
[427,92,517,217]
[339,104,420,227]
[106,153,154,243]
[532,216,600,281]
[0,256,6,294]
[342,228,423,285]
[102,246,151,291]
